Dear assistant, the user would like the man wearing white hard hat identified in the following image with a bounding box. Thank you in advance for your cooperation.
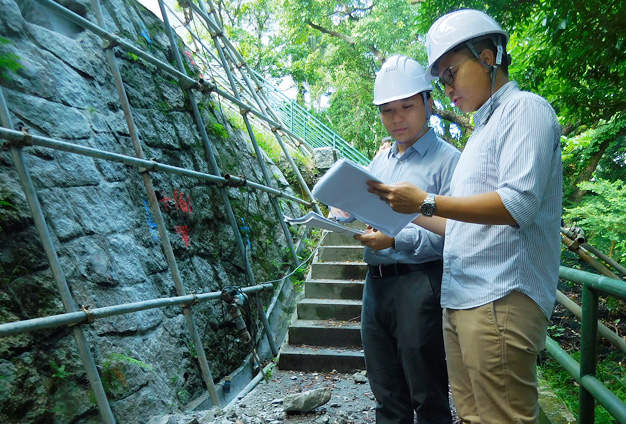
[368,10,563,423]
[334,54,460,423]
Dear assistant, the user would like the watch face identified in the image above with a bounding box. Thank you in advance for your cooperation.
[420,202,435,216]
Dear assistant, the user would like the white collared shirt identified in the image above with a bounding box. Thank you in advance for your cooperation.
[441,82,563,318]
[364,129,460,265]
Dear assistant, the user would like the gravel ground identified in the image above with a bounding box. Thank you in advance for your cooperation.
[196,368,461,424]
[208,369,378,424]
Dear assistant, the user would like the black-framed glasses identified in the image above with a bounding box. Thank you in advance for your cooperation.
[439,57,475,87]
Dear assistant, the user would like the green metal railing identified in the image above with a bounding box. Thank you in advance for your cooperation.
[175,18,370,166]
[547,266,626,423]
[261,82,370,165]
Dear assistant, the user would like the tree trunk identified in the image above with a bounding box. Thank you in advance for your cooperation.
[571,137,612,203]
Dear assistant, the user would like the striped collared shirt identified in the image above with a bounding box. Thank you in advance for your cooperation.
[364,129,460,265]
[441,82,563,318]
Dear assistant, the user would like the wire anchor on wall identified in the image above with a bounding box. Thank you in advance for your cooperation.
[221,287,267,381]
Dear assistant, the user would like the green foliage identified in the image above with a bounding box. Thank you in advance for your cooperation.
[0,37,23,79]
[561,113,626,203]
[564,178,626,265]
[2,259,26,285]
[208,122,229,139]
[176,389,190,405]
[100,353,154,399]
[50,360,73,380]
[540,350,626,423]
[106,353,154,372]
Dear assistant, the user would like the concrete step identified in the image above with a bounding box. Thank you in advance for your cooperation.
[310,262,367,280]
[305,279,364,300]
[322,231,362,246]
[288,319,362,348]
[297,298,362,321]
[278,345,365,373]
[318,245,363,262]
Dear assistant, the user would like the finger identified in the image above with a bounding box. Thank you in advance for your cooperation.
[367,180,389,192]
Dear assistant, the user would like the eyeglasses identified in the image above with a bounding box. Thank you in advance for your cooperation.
[439,57,475,87]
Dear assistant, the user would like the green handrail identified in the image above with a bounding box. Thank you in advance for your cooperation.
[546,266,626,423]
[256,72,370,165]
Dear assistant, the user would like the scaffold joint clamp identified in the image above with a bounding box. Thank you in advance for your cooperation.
[102,37,122,50]
[223,174,247,187]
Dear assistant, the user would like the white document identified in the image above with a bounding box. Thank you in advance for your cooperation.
[311,158,419,237]
[284,211,364,236]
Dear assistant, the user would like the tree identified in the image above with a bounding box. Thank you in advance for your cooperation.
[414,0,626,196]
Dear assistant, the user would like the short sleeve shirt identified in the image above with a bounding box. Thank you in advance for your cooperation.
[441,82,563,318]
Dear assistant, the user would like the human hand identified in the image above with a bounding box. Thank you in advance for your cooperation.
[354,227,394,251]
[331,207,351,220]
[366,180,426,214]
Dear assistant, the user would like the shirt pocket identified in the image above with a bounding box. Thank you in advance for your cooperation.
[458,141,488,185]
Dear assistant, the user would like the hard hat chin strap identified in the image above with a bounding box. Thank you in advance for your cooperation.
[421,91,431,134]
[465,36,504,121]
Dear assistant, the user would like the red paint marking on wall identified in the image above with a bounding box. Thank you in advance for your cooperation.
[160,189,192,214]
[175,226,190,247]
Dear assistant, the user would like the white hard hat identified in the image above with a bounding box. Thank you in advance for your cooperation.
[425,9,509,78]
[373,55,432,105]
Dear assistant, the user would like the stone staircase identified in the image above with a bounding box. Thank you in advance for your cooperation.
[278,229,367,373]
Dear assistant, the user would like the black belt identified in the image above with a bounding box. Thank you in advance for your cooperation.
[368,261,440,278]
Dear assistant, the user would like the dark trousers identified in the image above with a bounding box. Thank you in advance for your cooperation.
[361,261,451,424]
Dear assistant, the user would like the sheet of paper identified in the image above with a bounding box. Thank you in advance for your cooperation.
[311,158,419,237]
[284,211,364,236]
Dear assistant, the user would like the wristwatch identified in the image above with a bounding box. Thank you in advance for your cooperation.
[420,193,436,217]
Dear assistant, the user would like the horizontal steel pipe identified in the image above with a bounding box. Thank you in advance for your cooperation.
[0,283,273,338]
[559,266,626,301]
[0,128,308,206]
[580,374,626,423]
[33,0,322,163]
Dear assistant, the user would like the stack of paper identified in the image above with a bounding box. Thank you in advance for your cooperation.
[311,158,418,237]
[284,212,363,236]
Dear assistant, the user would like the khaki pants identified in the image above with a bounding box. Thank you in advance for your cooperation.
[443,291,549,424]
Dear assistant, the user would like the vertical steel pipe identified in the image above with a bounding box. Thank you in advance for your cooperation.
[0,88,117,423]
[90,0,220,406]
[157,0,278,355]
[579,285,600,423]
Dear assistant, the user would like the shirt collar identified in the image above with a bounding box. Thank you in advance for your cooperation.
[389,128,436,159]
[474,81,520,127]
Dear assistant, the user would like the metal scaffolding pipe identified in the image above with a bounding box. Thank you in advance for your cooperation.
[188,1,323,216]
[32,0,321,168]
[0,283,272,338]
[0,88,116,424]
[90,0,222,406]
[158,0,278,356]
[561,233,622,280]
[582,242,626,278]
[34,0,194,86]
[184,7,298,266]
[218,46,323,217]
[0,128,308,206]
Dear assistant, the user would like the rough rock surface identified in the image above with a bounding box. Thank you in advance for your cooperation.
[0,0,307,422]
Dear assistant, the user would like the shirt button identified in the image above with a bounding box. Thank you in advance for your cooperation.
[444,268,450,274]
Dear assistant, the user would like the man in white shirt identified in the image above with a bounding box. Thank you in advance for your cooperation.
[334,55,460,424]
